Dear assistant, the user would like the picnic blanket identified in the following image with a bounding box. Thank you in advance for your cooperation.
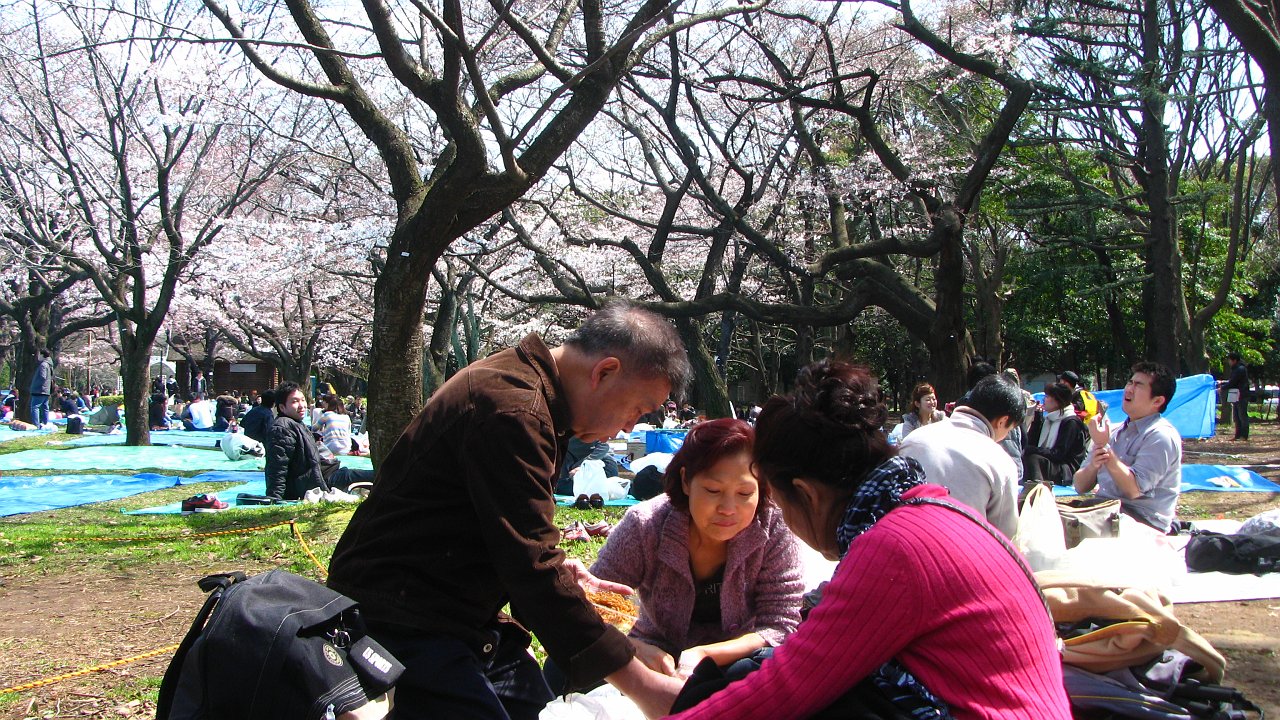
[1050,464,1280,496]
[0,445,267,472]
[0,472,183,516]
[0,445,374,473]
[125,473,292,514]
[62,430,228,449]
[0,424,58,443]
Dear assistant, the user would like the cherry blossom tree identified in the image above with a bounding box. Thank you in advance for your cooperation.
[201,0,768,462]
[0,2,292,443]
[459,0,1038,401]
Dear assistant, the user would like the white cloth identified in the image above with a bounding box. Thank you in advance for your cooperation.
[188,400,216,430]
[1036,408,1073,449]
[221,431,264,461]
[897,407,1020,538]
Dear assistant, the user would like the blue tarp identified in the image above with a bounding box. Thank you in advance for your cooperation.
[126,476,285,514]
[0,473,183,516]
[554,494,640,508]
[1049,463,1279,497]
[1179,464,1280,492]
[0,425,57,443]
[1096,374,1217,440]
[63,430,226,449]
[644,429,687,454]
[1035,374,1218,440]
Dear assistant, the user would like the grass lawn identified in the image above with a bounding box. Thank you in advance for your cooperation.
[1,424,1278,718]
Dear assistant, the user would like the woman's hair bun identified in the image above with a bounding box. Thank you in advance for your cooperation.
[793,361,887,433]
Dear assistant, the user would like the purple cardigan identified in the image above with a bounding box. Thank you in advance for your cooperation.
[590,495,803,657]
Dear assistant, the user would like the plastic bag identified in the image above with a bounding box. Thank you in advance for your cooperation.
[1014,483,1067,571]
[573,459,610,499]
[539,684,646,720]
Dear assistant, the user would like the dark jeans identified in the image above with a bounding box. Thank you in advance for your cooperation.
[369,622,552,720]
[29,394,49,425]
[326,467,375,491]
[1023,453,1069,487]
[1232,400,1250,439]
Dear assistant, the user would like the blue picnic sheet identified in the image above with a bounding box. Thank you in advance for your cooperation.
[1049,463,1280,496]
[554,494,640,508]
[0,445,266,472]
[125,474,293,514]
[0,473,183,516]
[0,444,373,473]
[62,430,227,449]
[0,424,58,443]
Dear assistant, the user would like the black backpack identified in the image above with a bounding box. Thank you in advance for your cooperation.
[156,569,403,720]
[1185,532,1280,575]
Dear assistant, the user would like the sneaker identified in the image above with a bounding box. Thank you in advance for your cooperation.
[561,521,590,543]
[181,493,229,513]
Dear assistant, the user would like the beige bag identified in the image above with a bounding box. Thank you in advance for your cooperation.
[1056,497,1121,549]
[1035,572,1225,683]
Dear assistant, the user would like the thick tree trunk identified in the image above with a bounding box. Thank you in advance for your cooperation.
[928,218,971,401]
[119,333,151,446]
[674,318,731,418]
[367,245,434,466]
[14,344,37,424]
[425,269,463,396]
[1140,0,1191,372]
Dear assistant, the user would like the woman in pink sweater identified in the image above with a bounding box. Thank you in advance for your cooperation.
[665,361,1070,720]
[591,418,802,678]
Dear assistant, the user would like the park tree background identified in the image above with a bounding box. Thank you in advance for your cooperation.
[0,0,1276,463]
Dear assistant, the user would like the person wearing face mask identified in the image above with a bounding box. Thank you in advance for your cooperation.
[900,382,946,438]
[1022,382,1088,489]
[557,418,801,694]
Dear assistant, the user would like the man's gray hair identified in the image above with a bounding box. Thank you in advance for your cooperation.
[565,301,692,398]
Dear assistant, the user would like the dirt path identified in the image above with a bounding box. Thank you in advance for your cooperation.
[1,420,1279,718]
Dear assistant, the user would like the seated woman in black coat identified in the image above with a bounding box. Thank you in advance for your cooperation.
[1023,382,1087,487]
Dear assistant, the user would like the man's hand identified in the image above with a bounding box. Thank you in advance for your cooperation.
[1089,445,1113,469]
[1087,414,1111,448]
[562,558,635,597]
[632,639,677,676]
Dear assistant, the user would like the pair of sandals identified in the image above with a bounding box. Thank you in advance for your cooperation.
[574,493,605,510]
[562,520,612,542]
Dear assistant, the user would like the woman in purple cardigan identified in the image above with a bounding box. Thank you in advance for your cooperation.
[590,418,803,680]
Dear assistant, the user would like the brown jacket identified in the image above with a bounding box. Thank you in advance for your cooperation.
[327,335,633,687]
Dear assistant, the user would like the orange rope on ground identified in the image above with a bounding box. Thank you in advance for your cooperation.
[0,643,180,695]
[291,520,329,577]
[49,518,297,543]
[4,519,331,696]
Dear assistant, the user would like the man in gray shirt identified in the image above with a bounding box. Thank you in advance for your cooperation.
[899,375,1026,537]
[1074,361,1181,533]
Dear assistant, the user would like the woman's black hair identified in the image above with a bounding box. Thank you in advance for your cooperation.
[753,360,895,503]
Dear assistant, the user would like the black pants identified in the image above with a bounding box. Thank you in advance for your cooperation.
[1232,400,1250,439]
[369,622,552,720]
[1023,454,1069,487]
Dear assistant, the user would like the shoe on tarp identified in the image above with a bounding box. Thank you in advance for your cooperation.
[182,493,229,513]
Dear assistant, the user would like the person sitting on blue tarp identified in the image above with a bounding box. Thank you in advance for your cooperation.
[1074,361,1181,533]
[555,436,620,495]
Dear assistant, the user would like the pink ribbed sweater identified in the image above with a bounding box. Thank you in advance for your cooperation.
[665,484,1070,720]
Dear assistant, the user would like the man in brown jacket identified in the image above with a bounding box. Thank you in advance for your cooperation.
[327,302,692,719]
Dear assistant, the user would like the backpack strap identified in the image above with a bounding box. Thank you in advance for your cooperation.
[155,572,247,719]
[903,496,1052,621]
